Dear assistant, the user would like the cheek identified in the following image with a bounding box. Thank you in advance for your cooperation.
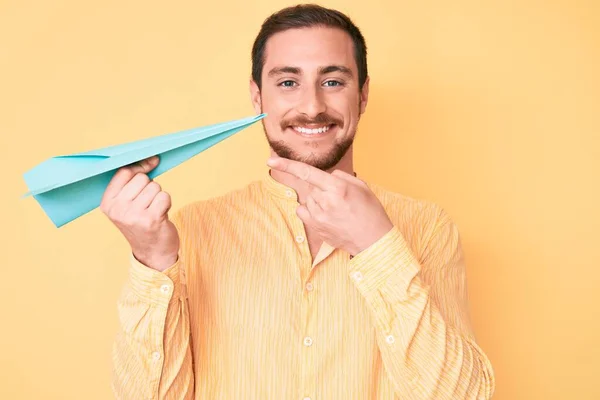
[329,93,359,115]
[264,116,284,136]
[264,87,304,112]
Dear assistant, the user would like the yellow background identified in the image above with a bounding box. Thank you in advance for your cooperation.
[1,0,598,399]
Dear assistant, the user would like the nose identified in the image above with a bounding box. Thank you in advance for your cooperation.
[297,85,327,119]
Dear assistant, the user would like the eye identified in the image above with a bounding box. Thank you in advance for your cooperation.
[323,80,344,87]
[278,80,297,88]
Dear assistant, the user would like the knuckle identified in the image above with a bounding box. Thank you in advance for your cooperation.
[107,209,122,224]
[148,181,161,192]
[135,172,150,184]
[138,159,150,170]
[119,167,136,180]
[113,167,128,179]
[334,179,346,190]
[116,209,133,225]
[161,191,171,203]
[161,193,172,210]
[139,217,156,231]
[104,201,122,219]
[302,166,311,180]
[313,210,327,223]
[320,199,332,212]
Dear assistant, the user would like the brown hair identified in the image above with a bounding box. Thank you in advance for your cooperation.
[251,4,368,90]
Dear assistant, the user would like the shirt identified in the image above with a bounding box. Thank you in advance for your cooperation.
[111,172,495,400]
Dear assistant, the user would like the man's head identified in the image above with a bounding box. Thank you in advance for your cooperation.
[250,4,369,171]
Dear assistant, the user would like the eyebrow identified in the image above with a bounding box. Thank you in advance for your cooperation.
[267,65,354,78]
[318,65,353,77]
[268,66,301,77]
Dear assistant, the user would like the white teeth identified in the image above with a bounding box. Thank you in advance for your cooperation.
[293,125,331,135]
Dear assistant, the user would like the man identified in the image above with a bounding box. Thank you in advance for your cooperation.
[107,4,495,399]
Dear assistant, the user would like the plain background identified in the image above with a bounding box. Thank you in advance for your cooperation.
[1,0,599,399]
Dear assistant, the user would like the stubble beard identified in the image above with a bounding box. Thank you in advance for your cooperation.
[265,124,355,171]
[260,104,356,171]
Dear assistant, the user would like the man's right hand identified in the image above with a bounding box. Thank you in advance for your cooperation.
[100,156,180,272]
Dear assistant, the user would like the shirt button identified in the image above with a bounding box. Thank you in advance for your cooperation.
[386,335,395,344]
[351,271,363,282]
[305,282,314,292]
[295,235,305,243]
[160,284,170,294]
[303,336,313,347]
[151,351,161,360]
[285,190,294,198]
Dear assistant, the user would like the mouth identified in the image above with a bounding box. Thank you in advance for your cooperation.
[289,124,337,138]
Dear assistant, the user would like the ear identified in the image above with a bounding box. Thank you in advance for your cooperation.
[359,75,370,115]
[249,78,262,114]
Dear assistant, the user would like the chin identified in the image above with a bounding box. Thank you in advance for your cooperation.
[269,141,353,172]
[300,156,339,171]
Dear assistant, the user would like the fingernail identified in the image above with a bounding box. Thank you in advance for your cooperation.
[267,157,278,167]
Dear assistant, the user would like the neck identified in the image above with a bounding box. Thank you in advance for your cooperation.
[269,147,355,205]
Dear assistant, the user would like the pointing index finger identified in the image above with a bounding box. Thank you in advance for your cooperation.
[267,157,337,190]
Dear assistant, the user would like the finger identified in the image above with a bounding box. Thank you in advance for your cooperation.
[267,156,338,191]
[296,204,313,225]
[118,173,151,201]
[306,195,323,215]
[309,188,328,206]
[148,191,172,218]
[132,181,162,209]
[104,156,160,199]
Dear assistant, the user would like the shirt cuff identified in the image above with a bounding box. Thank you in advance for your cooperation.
[348,225,421,297]
[128,253,182,308]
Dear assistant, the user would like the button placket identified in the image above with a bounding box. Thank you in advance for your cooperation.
[299,244,316,400]
[283,191,316,399]
[303,336,313,347]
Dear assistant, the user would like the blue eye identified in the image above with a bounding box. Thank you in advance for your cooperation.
[279,80,296,87]
[324,80,343,87]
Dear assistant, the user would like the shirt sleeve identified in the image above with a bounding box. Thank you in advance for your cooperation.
[111,213,195,400]
[348,209,495,399]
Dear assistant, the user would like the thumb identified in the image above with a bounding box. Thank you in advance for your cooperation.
[132,155,160,174]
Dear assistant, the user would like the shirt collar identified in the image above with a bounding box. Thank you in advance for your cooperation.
[262,169,361,202]
[263,170,299,201]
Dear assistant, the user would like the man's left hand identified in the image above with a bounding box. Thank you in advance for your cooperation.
[267,157,394,256]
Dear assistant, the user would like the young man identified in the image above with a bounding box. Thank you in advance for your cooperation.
[107,4,495,399]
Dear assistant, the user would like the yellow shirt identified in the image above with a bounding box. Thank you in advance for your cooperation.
[111,173,495,399]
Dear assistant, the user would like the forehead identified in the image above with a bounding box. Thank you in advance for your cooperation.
[263,26,356,74]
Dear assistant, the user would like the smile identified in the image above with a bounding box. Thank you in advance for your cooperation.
[292,125,332,135]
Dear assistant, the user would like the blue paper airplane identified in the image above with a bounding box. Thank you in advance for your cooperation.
[22,113,266,227]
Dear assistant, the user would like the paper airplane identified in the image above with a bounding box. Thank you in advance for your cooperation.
[22,113,266,228]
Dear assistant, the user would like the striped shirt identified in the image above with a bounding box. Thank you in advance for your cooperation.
[111,172,495,399]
